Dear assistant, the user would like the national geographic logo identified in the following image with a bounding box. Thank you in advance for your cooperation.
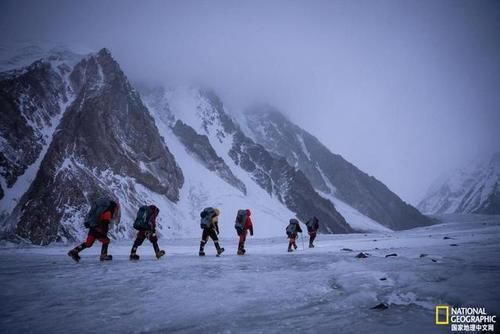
[435,305,497,332]
[436,305,450,325]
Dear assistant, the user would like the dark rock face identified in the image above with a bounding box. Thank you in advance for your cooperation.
[172,120,246,194]
[0,61,70,195]
[144,88,352,233]
[371,303,389,310]
[245,108,433,230]
[355,252,370,258]
[229,134,351,233]
[11,49,183,244]
[193,93,352,234]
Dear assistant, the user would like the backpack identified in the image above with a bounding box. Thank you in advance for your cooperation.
[234,209,247,234]
[200,207,215,229]
[286,219,299,236]
[306,217,319,231]
[133,205,153,230]
[83,198,113,229]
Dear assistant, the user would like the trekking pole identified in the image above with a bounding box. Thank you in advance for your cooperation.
[301,233,305,251]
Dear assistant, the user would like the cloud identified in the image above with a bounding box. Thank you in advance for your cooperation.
[1,0,499,204]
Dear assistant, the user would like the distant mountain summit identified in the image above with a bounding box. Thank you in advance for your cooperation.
[418,153,500,215]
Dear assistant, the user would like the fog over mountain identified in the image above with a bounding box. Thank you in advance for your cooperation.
[1,0,500,205]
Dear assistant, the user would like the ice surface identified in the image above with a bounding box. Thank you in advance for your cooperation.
[1,214,499,333]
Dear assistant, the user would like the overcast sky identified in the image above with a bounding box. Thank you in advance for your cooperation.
[1,0,499,205]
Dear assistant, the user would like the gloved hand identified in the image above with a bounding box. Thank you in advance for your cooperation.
[145,231,156,239]
[250,231,254,236]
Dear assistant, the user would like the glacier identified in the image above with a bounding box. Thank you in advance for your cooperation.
[0,214,499,333]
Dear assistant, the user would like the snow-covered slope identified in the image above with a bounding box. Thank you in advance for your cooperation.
[0,43,89,73]
[418,153,500,214]
[0,55,79,227]
[1,49,184,244]
[144,87,352,236]
[146,97,295,237]
[241,106,431,231]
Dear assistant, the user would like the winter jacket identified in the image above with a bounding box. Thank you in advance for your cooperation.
[296,224,303,234]
[306,217,319,232]
[147,205,159,231]
[286,220,302,236]
[95,210,113,233]
[244,209,254,235]
[211,209,220,234]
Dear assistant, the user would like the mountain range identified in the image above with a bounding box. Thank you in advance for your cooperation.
[0,46,433,244]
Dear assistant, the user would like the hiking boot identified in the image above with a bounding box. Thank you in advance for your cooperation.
[288,248,293,252]
[130,253,140,260]
[293,244,298,250]
[68,249,80,262]
[237,248,246,255]
[100,254,113,261]
[199,251,206,256]
[216,247,225,257]
[309,244,315,248]
[156,250,166,259]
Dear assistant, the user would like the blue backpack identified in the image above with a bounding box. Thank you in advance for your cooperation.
[234,209,247,234]
[134,206,152,230]
[200,207,215,229]
[286,219,299,236]
[306,217,319,231]
[84,198,113,228]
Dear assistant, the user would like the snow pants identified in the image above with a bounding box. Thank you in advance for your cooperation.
[200,227,221,252]
[131,230,160,254]
[288,233,298,250]
[84,228,110,247]
[202,227,219,243]
[71,228,110,256]
[308,230,317,245]
[238,229,248,243]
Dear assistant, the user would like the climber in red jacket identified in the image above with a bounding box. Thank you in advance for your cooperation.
[235,209,254,255]
[68,198,120,262]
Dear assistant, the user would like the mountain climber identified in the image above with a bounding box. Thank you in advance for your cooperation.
[199,207,224,256]
[286,218,302,252]
[234,209,254,255]
[305,216,320,248]
[68,198,120,262]
[130,205,165,260]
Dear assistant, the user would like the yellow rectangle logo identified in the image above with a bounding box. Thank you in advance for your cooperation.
[435,305,449,325]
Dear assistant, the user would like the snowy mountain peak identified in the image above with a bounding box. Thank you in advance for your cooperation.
[242,105,432,231]
[1,48,184,244]
[144,87,353,234]
[418,152,500,215]
[0,43,89,73]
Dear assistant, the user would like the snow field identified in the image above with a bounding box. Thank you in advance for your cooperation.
[1,215,499,333]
